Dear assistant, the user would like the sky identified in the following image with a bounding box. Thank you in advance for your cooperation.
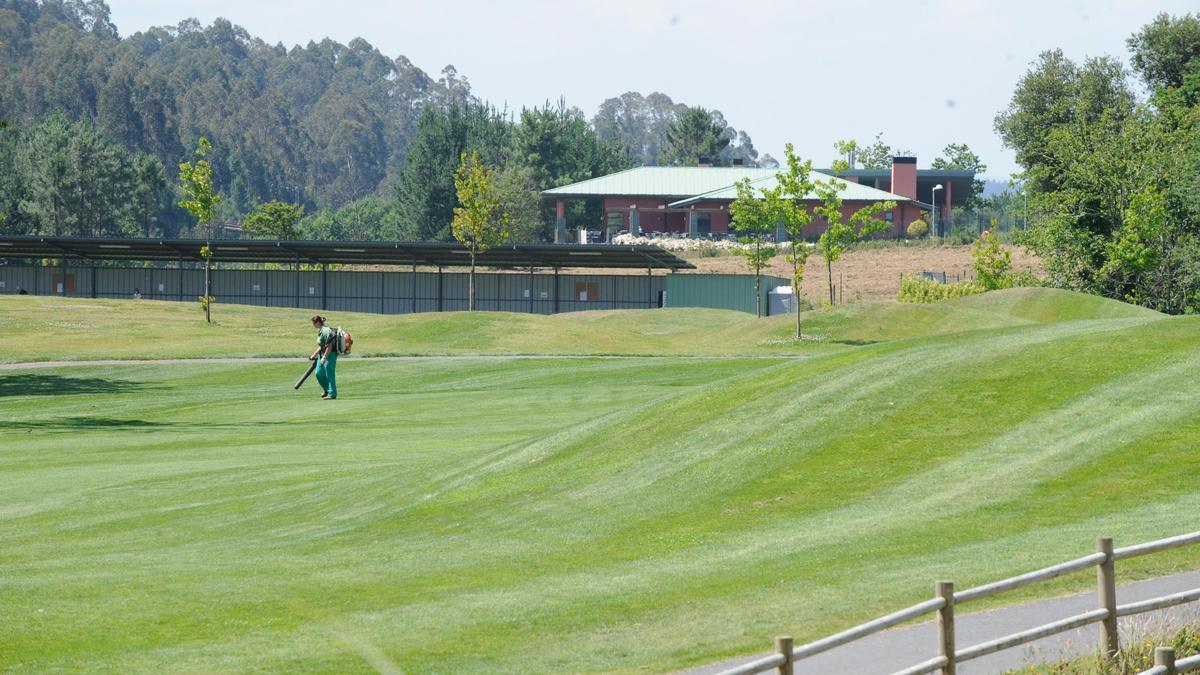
[107,0,1197,179]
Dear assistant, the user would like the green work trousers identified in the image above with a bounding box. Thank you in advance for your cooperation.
[315,352,337,399]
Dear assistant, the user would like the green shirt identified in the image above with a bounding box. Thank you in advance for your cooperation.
[317,326,335,350]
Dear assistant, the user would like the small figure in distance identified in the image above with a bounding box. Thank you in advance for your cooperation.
[132,287,142,299]
[16,286,28,295]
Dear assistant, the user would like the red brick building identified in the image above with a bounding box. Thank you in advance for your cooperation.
[543,157,975,242]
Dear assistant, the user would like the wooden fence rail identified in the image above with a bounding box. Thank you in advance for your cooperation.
[1138,646,1200,674]
[713,531,1200,675]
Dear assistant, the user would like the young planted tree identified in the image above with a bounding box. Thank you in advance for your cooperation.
[178,137,221,323]
[198,244,214,320]
[244,200,305,239]
[729,178,779,318]
[815,140,896,305]
[452,152,510,311]
[972,230,1015,290]
[775,143,817,337]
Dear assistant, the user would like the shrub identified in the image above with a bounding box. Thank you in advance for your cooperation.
[898,275,985,303]
[906,219,928,238]
[1010,270,1043,288]
[972,231,1014,290]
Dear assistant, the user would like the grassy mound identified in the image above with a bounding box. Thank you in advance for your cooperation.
[947,287,1161,323]
[0,287,1160,362]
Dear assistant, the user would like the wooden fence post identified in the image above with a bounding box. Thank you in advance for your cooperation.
[1096,537,1119,659]
[774,636,793,675]
[937,581,956,675]
[1155,647,1176,675]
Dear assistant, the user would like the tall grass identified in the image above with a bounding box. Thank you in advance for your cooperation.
[1008,625,1200,674]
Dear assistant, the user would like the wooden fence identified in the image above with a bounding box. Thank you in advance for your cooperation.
[1141,646,1200,674]
[714,531,1200,675]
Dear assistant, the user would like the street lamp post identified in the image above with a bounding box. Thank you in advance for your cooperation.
[931,184,943,238]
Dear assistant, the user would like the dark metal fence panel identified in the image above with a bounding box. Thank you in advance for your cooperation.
[2,263,671,315]
[96,267,152,299]
[551,273,663,313]
[216,269,271,307]
[413,272,439,313]
[0,266,37,295]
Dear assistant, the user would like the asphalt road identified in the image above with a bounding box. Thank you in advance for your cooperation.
[687,571,1200,675]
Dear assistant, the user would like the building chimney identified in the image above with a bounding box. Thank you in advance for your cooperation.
[890,156,917,200]
[697,155,712,168]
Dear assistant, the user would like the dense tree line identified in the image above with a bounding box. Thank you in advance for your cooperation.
[343,99,630,243]
[1,1,753,241]
[0,0,456,234]
[0,111,166,235]
[996,12,1200,313]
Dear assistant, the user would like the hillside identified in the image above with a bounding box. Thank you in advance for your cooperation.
[0,0,442,219]
[2,289,1197,673]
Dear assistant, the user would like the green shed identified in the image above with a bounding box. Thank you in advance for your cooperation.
[664,274,792,315]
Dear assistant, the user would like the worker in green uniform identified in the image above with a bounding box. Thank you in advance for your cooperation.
[309,315,337,400]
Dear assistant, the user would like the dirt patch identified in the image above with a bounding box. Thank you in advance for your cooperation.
[348,244,1042,304]
[682,244,1042,303]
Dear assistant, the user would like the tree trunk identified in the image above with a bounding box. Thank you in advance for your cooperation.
[794,267,802,339]
[755,271,761,318]
[827,258,835,306]
[204,257,211,324]
[468,250,476,311]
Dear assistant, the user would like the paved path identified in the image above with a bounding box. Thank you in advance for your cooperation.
[687,571,1200,675]
[0,354,808,370]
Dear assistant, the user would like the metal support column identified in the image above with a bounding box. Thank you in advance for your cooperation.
[177,255,184,301]
[294,258,300,308]
[58,258,65,296]
[553,267,560,314]
[528,266,534,314]
[647,264,653,309]
[380,270,385,314]
[437,266,443,312]
[410,262,417,314]
[91,265,97,299]
[320,263,327,311]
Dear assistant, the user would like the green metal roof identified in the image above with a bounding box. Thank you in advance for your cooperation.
[542,166,915,206]
[667,172,910,207]
[542,166,778,198]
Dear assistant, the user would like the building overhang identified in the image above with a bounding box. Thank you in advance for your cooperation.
[0,237,696,270]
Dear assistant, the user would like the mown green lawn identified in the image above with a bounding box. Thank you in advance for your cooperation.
[0,286,1155,362]
[1,289,1197,673]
